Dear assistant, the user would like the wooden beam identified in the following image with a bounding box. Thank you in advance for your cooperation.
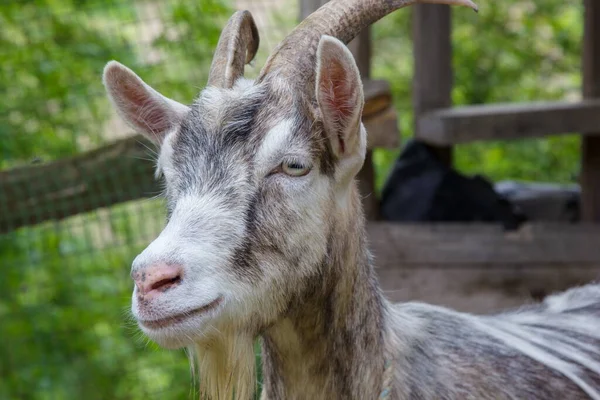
[375,262,600,314]
[0,135,159,233]
[367,223,600,265]
[364,106,400,149]
[416,100,600,145]
[368,222,600,313]
[348,28,371,76]
[353,28,380,220]
[363,79,400,149]
[582,137,600,222]
[413,4,453,165]
[584,0,600,97]
[351,27,382,220]
[582,0,600,222]
[363,79,393,118]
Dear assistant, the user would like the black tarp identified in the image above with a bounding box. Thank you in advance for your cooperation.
[380,140,526,229]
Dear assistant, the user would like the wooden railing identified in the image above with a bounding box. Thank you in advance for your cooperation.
[412,2,600,223]
[0,136,158,233]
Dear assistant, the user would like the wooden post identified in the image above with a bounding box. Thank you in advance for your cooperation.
[582,0,600,222]
[300,0,379,219]
[413,4,453,165]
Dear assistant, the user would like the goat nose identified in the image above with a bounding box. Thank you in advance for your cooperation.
[132,263,183,299]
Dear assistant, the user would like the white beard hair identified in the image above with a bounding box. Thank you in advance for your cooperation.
[191,333,257,400]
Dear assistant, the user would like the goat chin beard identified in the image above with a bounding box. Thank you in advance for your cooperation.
[191,333,257,400]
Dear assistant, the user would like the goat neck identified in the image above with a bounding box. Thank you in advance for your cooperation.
[260,181,389,400]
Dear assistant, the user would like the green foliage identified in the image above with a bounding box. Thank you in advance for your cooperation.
[0,0,137,168]
[147,0,231,102]
[372,0,583,190]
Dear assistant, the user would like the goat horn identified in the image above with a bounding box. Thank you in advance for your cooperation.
[208,10,259,88]
[257,0,477,90]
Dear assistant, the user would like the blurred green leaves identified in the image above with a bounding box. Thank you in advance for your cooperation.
[0,0,137,168]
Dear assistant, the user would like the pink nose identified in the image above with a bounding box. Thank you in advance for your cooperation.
[132,263,183,299]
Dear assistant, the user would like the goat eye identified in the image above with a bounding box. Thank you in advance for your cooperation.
[281,161,310,177]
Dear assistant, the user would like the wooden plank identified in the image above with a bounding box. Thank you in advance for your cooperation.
[366,222,600,265]
[582,0,600,222]
[0,135,159,233]
[363,79,393,118]
[582,137,600,222]
[375,263,600,314]
[368,222,600,313]
[417,100,600,145]
[584,0,600,97]
[358,151,380,219]
[348,28,371,76]
[413,4,453,165]
[364,106,399,149]
[363,79,400,149]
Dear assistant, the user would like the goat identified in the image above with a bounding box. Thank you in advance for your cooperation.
[102,0,600,399]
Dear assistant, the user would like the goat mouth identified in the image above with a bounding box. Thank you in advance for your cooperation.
[139,297,223,330]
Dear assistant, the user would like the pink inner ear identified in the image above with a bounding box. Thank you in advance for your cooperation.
[319,59,355,125]
[319,58,358,155]
[120,77,170,134]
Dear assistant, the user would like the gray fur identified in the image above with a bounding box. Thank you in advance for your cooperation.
[387,293,600,399]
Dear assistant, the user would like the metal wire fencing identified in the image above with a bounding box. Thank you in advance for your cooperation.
[0,0,296,398]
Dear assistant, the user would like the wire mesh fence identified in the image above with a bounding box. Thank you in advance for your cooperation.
[1,0,296,398]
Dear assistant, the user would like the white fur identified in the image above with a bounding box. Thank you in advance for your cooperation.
[131,192,246,348]
[255,119,295,168]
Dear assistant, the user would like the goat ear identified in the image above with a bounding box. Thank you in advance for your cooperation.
[315,36,364,159]
[102,61,189,144]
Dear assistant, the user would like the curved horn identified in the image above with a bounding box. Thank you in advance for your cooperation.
[208,10,260,88]
[257,0,477,90]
